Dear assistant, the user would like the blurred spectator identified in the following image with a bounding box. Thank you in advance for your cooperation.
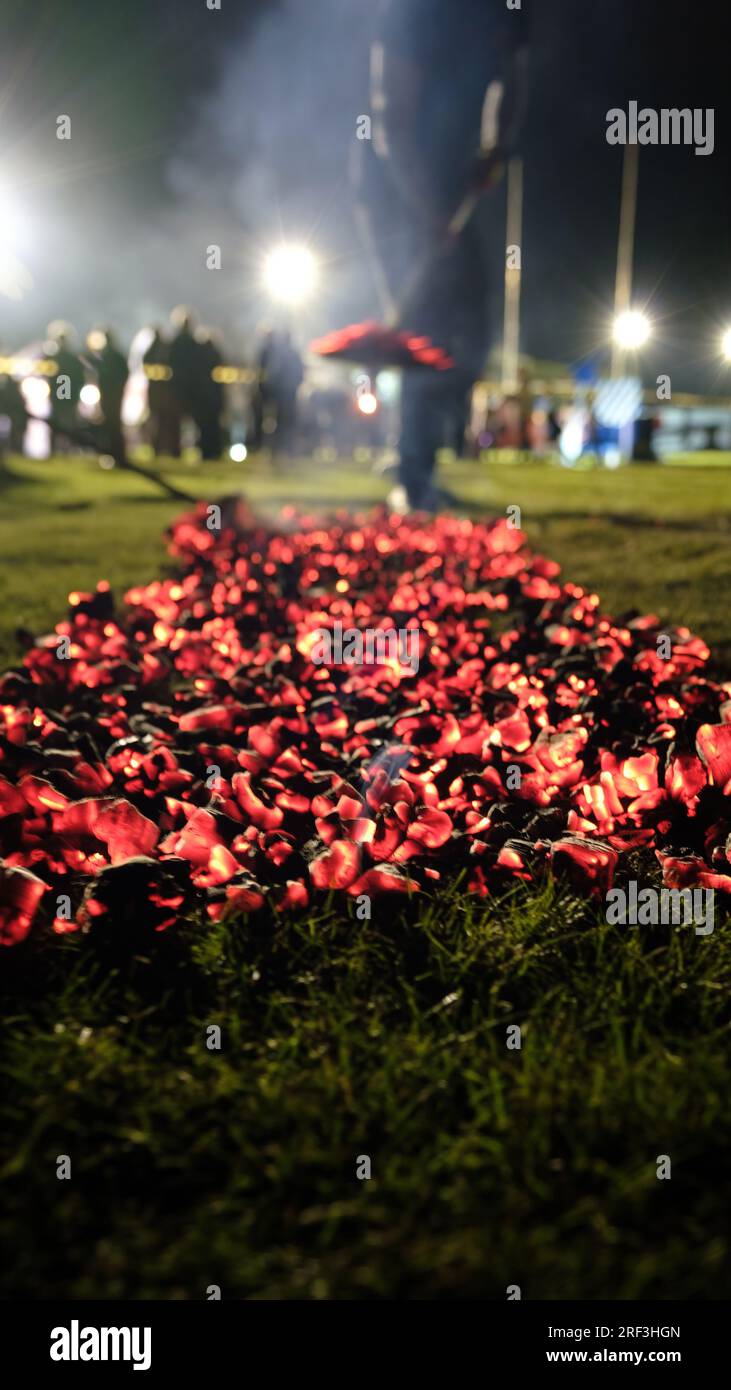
[267,330,304,456]
[0,352,28,455]
[168,305,209,455]
[88,328,128,461]
[251,327,276,450]
[143,328,178,456]
[195,327,225,460]
[632,414,659,463]
[518,369,534,449]
[47,325,84,453]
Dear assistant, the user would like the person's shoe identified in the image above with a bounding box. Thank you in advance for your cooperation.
[387,484,410,515]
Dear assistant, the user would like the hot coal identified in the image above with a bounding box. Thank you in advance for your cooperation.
[1,505,729,947]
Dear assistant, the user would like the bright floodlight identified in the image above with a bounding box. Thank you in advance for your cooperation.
[721,327,731,362]
[613,309,651,350]
[356,390,378,416]
[263,244,317,304]
[230,443,247,462]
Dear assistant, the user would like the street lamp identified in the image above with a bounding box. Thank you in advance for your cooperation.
[721,327,731,362]
[262,244,318,305]
[612,309,652,351]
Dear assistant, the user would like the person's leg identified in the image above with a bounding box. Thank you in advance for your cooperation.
[108,422,125,464]
[399,370,474,509]
[168,399,182,458]
[250,393,262,450]
[208,416,223,460]
[11,413,27,454]
[102,394,125,462]
[396,220,487,510]
[158,396,181,457]
[276,396,297,456]
[197,411,212,460]
[398,372,439,508]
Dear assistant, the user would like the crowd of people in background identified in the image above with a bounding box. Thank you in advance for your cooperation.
[2,315,663,471]
[0,307,305,464]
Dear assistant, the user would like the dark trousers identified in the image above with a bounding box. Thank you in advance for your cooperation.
[197,412,223,460]
[101,391,126,463]
[400,368,475,505]
[149,389,181,457]
[358,142,489,507]
[398,220,488,506]
[272,392,298,455]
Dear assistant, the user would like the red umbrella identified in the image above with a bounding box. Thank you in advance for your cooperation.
[310,194,479,372]
[310,320,454,371]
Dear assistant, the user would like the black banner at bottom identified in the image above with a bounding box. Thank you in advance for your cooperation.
[1,1299,726,1377]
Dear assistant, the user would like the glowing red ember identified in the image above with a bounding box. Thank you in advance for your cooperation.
[0,503,729,946]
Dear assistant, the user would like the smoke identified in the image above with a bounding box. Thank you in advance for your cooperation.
[159,0,378,346]
[3,0,377,356]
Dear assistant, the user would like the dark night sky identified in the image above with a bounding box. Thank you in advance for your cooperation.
[0,0,728,391]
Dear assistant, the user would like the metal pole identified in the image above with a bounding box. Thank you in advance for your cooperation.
[610,142,639,379]
[502,157,523,394]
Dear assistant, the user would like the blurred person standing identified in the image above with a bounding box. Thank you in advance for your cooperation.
[0,349,28,455]
[168,306,208,456]
[268,330,304,456]
[88,328,128,461]
[356,0,530,511]
[195,327,225,460]
[47,324,85,453]
[143,327,178,456]
[251,327,276,450]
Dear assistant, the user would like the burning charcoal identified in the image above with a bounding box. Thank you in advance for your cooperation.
[0,861,47,946]
[0,504,729,948]
[550,836,618,895]
[0,671,35,701]
[524,806,567,842]
[496,837,542,878]
[78,856,199,949]
[696,723,731,790]
[68,584,115,621]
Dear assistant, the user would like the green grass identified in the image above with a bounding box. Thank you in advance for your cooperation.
[2,449,730,670]
[1,449,730,1300]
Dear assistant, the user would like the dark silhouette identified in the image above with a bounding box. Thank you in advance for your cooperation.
[251,328,276,450]
[355,0,530,510]
[195,328,225,460]
[270,331,303,455]
[48,327,85,453]
[143,328,179,457]
[0,360,28,455]
[168,306,212,458]
[89,329,128,461]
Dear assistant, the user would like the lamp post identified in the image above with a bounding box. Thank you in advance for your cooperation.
[610,143,640,378]
[501,157,523,394]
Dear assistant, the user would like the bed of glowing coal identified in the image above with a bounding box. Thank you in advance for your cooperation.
[1,501,730,949]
